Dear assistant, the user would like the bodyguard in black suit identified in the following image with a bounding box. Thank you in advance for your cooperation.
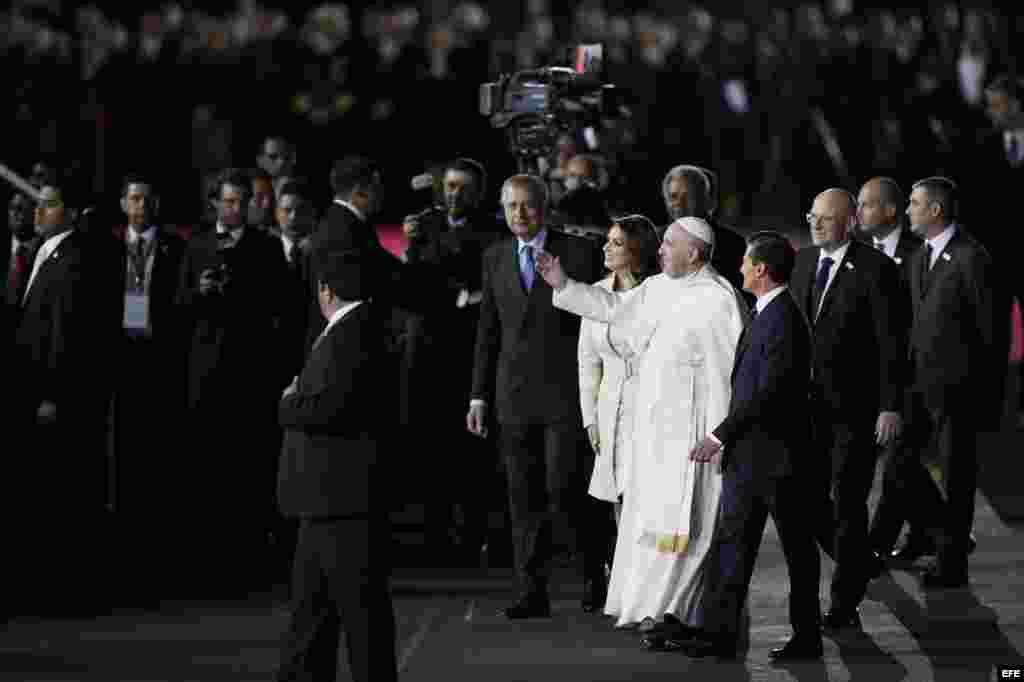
[468,174,609,618]
[4,192,40,320]
[12,181,120,610]
[687,232,822,661]
[899,177,996,588]
[177,168,290,587]
[401,158,505,559]
[275,249,397,682]
[661,164,747,294]
[789,188,903,629]
[107,176,189,584]
[857,178,940,562]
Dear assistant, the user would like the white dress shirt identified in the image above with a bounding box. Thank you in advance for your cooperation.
[215,222,244,247]
[333,198,366,222]
[281,233,295,262]
[873,228,902,260]
[313,300,365,348]
[814,239,852,318]
[924,223,957,270]
[127,225,156,246]
[1004,129,1024,164]
[755,284,788,316]
[516,227,548,256]
[23,229,74,301]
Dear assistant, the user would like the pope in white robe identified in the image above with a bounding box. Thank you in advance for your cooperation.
[536,217,748,628]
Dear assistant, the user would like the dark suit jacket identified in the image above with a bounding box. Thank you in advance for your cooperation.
[177,226,289,411]
[305,202,448,348]
[277,302,384,519]
[908,226,996,418]
[400,210,503,428]
[471,228,603,425]
[789,240,906,417]
[112,225,188,342]
[713,289,812,481]
[14,229,116,418]
[711,220,747,295]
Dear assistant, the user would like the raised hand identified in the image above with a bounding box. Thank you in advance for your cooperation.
[534,249,567,290]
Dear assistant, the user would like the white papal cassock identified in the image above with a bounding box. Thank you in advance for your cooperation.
[554,264,747,627]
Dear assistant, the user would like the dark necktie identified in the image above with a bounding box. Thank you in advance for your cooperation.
[920,243,933,293]
[874,241,886,253]
[811,256,834,318]
[1009,136,1022,166]
[8,244,29,304]
[132,238,147,289]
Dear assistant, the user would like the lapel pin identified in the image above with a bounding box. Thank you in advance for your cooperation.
[894,257,902,265]
[845,261,854,271]
[942,252,951,262]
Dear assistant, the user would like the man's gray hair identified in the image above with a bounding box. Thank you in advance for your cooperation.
[500,174,548,208]
[662,164,715,218]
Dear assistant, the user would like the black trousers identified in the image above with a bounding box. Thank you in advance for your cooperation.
[701,473,821,644]
[809,406,880,612]
[276,515,397,682]
[873,396,978,577]
[869,436,940,554]
[500,420,613,598]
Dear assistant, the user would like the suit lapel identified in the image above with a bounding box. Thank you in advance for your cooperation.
[816,246,854,323]
[922,230,959,296]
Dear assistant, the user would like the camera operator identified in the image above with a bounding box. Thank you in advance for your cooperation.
[399,158,508,564]
[176,167,291,592]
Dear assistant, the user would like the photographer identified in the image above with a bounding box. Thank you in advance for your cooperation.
[176,167,291,591]
[399,158,507,564]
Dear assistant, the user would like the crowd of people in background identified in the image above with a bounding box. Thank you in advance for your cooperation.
[4,0,1023,226]
[3,2,1024,679]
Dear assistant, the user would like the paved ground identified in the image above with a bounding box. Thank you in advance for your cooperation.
[2,429,1023,682]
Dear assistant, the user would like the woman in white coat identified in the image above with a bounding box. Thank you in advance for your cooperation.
[577,215,660,619]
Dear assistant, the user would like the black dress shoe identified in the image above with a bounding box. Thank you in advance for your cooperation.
[679,636,737,660]
[769,636,823,661]
[581,577,608,613]
[921,568,968,589]
[822,608,862,632]
[503,596,552,619]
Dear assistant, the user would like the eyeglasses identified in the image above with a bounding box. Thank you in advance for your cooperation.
[805,213,837,226]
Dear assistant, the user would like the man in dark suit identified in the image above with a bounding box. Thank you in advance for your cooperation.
[686,231,822,661]
[662,164,747,293]
[107,174,189,592]
[177,167,290,589]
[898,177,996,588]
[401,158,506,562]
[857,177,937,562]
[788,188,903,630]
[275,248,396,682]
[5,192,40,321]
[467,174,610,618]
[271,180,317,389]
[12,179,120,611]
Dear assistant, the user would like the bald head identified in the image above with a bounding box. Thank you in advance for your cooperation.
[857,177,902,238]
[808,188,855,252]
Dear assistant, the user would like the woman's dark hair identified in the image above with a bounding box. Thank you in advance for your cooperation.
[611,214,661,281]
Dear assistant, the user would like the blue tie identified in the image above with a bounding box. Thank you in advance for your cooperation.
[520,244,535,291]
[812,256,834,317]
